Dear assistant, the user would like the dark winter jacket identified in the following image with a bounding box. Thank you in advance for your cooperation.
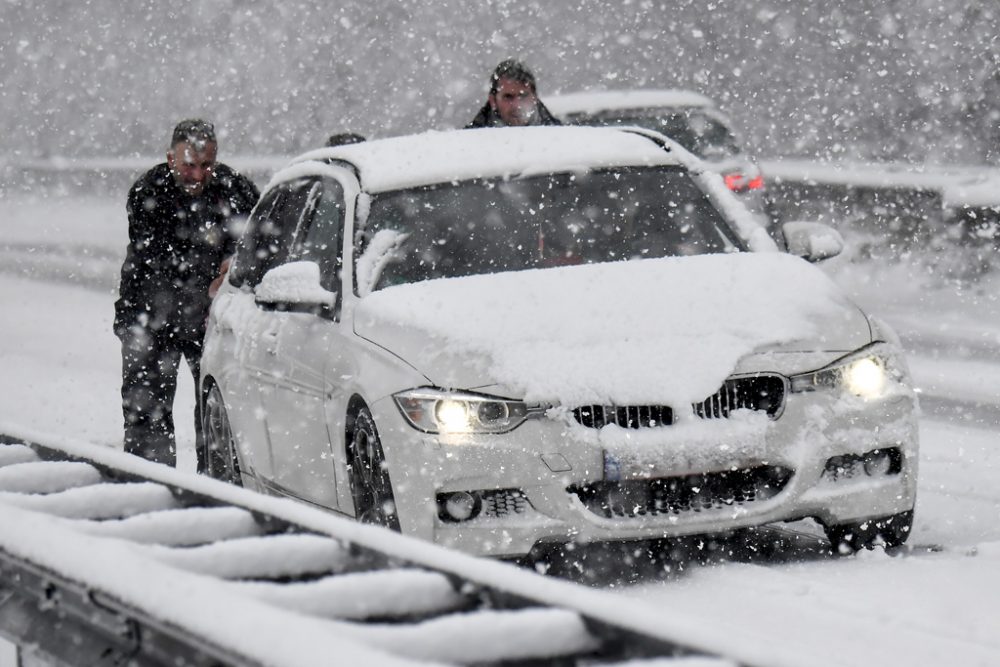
[114,162,259,343]
[465,99,563,128]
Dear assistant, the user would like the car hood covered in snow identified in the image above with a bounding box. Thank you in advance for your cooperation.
[353,253,871,407]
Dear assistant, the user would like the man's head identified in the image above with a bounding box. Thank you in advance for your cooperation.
[167,119,217,196]
[326,132,366,147]
[487,59,540,127]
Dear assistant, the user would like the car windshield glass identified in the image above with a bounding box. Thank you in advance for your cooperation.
[571,110,741,159]
[355,167,743,294]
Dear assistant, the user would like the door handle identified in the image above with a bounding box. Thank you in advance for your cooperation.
[261,326,280,355]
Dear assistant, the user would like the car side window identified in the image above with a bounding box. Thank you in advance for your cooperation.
[229,178,317,288]
[291,177,345,295]
[229,187,283,288]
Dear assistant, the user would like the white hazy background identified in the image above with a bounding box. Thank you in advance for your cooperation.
[1,1,999,165]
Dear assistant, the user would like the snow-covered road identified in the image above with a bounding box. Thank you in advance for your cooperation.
[1,194,999,666]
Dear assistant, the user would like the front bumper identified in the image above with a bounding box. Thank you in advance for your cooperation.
[371,386,918,558]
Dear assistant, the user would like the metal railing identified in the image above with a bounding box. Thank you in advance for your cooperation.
[0,430,759,667]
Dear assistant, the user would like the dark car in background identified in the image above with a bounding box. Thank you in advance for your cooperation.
[546,89,774,225]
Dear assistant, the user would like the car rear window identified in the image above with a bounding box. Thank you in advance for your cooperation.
[566,109,741,160]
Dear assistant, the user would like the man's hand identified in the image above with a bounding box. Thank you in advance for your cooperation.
[208,256,232,299]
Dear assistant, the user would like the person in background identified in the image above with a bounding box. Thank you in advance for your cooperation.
[326,132,366,147]
[466,58,562,128]
[114,119,259,469]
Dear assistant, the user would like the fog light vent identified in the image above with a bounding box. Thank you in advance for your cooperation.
[437,491,481,522]
[824,447,902,481]
[823,455,863,481]
[437,488,530,522]
[863,449,895,476]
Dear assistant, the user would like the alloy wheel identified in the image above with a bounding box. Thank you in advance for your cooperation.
[348,407,400,531]
[202,385,243,487]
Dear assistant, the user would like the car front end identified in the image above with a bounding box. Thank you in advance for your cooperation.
[352,236,918,557]
[339,127,916,557]
[359,333,917,558]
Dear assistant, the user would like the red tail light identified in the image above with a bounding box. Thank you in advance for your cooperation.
[723,172,764,192]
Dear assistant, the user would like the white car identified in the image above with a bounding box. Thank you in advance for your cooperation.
[200,126,917,558]
[546,89,774,225]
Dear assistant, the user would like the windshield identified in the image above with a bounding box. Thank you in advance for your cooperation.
[568,109,742,160]
[355,167,742,294]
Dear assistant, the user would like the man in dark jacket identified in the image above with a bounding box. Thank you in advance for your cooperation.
[466,59,562,128]
[115,119,259,468]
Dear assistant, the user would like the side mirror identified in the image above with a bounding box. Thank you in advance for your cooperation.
[782,221,844,262]
[255,261,337,309]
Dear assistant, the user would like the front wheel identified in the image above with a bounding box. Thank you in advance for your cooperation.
[201,384,243,487]
[825,510,913,554]
[347,406,400,531]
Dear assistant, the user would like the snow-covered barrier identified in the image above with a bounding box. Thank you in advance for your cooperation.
[0,156,287,197]
[0,430,749,667]
[764,160,945,249]
[763,160,1000,264]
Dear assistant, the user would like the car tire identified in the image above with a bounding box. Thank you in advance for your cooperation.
[347,406,401,531]
[202,383,243,487]
[825,510,913,554]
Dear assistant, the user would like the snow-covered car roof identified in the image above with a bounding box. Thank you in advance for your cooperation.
[544,89,716,116]
[290,126,686,193]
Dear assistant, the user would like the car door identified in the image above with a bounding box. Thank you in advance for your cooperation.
[214,186,287,483]
[229,177,318,494]
[255,170,357,510]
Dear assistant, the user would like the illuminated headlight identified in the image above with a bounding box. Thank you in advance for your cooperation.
[790,343,906,400]
[843,357,886,398]
[393,388,530,434]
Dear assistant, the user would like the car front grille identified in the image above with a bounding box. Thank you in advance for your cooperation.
[568,465,792,519]
[572,374,786,429]
[693,374,786,420]
[572,404,673,429]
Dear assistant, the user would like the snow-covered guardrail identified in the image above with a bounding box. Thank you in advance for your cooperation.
[761,159,1000,251]
[6,154,1000,208]
[0,155,289,198]
[5,154,997,259]
[0,427,755,667]
[761,160,999,199]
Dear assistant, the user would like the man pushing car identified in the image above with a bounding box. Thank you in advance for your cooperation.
[114,119,259,468]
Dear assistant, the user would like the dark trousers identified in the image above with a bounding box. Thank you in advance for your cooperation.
[120,328,203,467]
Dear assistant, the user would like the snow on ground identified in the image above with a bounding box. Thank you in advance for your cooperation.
[2,193,1000,665]
[0,194,199,467]
[910,357,1000,406]
[625,530,1000,667]
[828,256,1000,353]
[621,416,1000,667]
[917,420,1000,547]
[0,274,198,470]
